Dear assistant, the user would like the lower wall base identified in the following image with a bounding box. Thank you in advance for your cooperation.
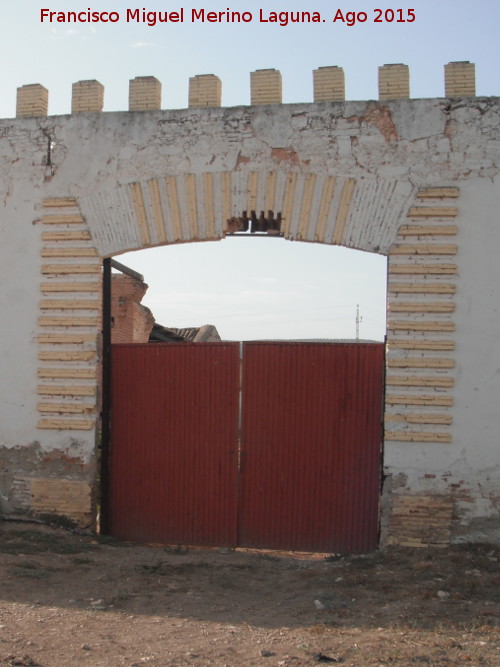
[381,494,453,548]
[0,443,95,530]
[2,443,500,544]
[30,477,92,528]
[380,472,500,548]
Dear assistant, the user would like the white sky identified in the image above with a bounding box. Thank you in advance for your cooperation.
[4,1,499,340]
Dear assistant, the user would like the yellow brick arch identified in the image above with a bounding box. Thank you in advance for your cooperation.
[78,169,414,256]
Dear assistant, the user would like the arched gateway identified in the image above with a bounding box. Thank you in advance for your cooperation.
[1,63,499,548]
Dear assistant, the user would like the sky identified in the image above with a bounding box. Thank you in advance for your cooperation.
[3,1,499,340]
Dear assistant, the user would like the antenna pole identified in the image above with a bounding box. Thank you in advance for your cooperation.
[356,304,361,340]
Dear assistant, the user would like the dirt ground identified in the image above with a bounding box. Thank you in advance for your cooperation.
[0,522,499,667]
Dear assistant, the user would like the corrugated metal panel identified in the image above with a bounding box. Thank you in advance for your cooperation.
[239,342,384,553]
[109,341,384,553]
[109,343,239,546]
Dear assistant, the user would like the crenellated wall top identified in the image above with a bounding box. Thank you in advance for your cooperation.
[12,61,479,119]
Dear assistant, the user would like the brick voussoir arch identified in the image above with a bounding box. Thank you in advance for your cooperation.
[78,171,415,257]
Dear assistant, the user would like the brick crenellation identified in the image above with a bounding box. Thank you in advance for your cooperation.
[72,80,104,113]
[14,62,477,117]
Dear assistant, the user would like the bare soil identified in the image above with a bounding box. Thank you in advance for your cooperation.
[0,522,499,666]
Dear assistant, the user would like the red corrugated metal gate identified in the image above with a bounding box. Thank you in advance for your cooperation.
[239,343,384,553]
[108,343,239,546]
[108,342,385,553]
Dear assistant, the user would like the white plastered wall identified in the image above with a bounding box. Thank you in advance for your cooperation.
[384,175,500,542]
[0,98,499,540]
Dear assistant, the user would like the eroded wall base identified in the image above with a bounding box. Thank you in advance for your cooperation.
[0,443,95,529]
[380,474,500,548]
[381,491,453,547]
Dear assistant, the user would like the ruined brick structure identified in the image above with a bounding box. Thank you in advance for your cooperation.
[1,62,499,546]
[110,272,221,344]
[111,274,155,345]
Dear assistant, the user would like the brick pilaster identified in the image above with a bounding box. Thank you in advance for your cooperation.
[445,61,476,97]
[16,84,49,117]
[378,64,410,100]
[129,76,162,111]
[250,69,282,105]
[72,80,104,113]
[313,66,345,102]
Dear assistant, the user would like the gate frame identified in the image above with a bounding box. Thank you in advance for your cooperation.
[106,337,386,552]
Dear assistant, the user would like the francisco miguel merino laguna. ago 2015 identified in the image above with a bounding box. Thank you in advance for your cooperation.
[40,7,351,27]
